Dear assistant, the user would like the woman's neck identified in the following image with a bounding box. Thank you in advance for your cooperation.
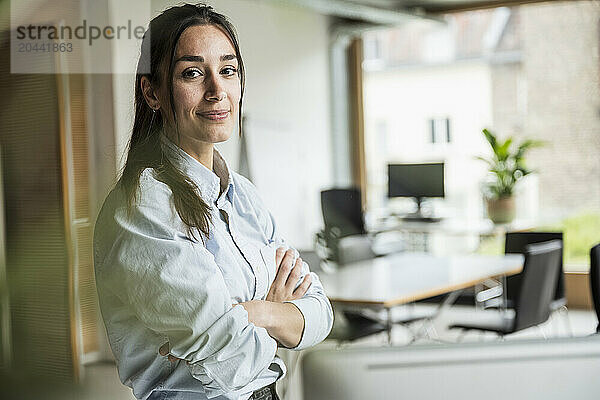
[181,142,214,171]
[167,133,214,171]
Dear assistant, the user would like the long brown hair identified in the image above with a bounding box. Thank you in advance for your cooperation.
[120,3,245,240]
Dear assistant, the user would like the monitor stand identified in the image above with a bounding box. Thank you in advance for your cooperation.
[401,197,442,223]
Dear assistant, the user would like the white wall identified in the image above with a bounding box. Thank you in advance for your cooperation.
[110,0,333,248]
[110,0,152,172]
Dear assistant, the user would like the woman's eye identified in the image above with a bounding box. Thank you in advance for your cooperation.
[182,68,202,79]
[221,67,238,76]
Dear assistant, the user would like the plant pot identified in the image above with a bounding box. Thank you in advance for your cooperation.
[486,196,516,224]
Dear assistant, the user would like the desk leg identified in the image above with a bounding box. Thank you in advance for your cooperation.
[437,289,463,315]
[418,289,463,342]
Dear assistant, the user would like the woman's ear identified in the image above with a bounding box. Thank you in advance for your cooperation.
[141,76,161,111]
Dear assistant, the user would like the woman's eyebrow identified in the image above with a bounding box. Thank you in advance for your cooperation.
[175,54,237,63]
[175,55,204,63]
[220,54,237,62]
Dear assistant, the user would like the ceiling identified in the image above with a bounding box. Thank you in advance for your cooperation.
[351,0,556,14]
[275,0,558,25]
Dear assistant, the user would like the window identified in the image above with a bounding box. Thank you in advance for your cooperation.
[429,117,451,143]
[362,2,600,270]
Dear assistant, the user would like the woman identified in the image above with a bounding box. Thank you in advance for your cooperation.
[93,4,333,400]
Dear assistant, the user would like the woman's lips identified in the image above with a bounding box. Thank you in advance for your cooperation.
[197,110,230,120]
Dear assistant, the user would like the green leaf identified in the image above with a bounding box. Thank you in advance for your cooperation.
[482,128,497,151]
[496,137,513,160]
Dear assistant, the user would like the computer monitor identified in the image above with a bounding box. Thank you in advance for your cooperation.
[387,162,445,217]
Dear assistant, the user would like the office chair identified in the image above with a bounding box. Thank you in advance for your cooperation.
[321,188,366,237]
[319,188,376,265]
[319,187,406,265]
[449,240,562,338]
[590,243,600,333]
[479,231,571,335]
[503,232,566,310]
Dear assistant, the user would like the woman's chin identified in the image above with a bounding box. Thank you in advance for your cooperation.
[181,124,233,144]
[204,132,233,145]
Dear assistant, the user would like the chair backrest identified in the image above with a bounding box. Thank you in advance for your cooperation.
[513,240,562,332]
[320,188,366,238]
[504,231,564,306]
[590,243,600,333]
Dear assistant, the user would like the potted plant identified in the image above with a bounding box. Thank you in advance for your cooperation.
[476,128,544,224]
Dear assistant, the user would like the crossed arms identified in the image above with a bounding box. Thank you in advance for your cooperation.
[96,201,333,398]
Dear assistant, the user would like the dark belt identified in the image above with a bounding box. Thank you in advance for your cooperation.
[250,382,279,400]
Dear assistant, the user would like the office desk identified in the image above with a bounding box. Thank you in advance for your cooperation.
[320,252,524,341]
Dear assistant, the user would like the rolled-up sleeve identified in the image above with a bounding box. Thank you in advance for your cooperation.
[95,202,277,398]
[283,262,333,350]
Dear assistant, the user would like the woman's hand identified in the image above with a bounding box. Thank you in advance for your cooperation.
[239,300,305,348]
[265,248,312,303]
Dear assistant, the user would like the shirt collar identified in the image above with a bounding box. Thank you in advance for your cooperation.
[160,134,234,205]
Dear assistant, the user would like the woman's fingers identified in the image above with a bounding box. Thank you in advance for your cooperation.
[272,249,296,289]
[275,247,285,267]
[267,248,305,302]
[270,247,285,290]
[266,247,313,302]
[285,257,303,291]
[292,273,312,299]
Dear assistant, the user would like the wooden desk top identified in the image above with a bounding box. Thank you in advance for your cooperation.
[319,252,524,308]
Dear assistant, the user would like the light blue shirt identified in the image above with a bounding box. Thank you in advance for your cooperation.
[93,136,333,400]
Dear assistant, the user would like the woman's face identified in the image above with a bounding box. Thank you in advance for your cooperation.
[166,24,241,149]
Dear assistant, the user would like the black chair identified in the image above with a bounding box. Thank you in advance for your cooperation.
[449,240,562,337]
[321,188,366,237]
[318,188,376,265]
[318,187,406,266]
[503,231,566,311]
[590,243,600,333]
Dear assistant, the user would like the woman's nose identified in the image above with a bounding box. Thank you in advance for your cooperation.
[204,75,226,102]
